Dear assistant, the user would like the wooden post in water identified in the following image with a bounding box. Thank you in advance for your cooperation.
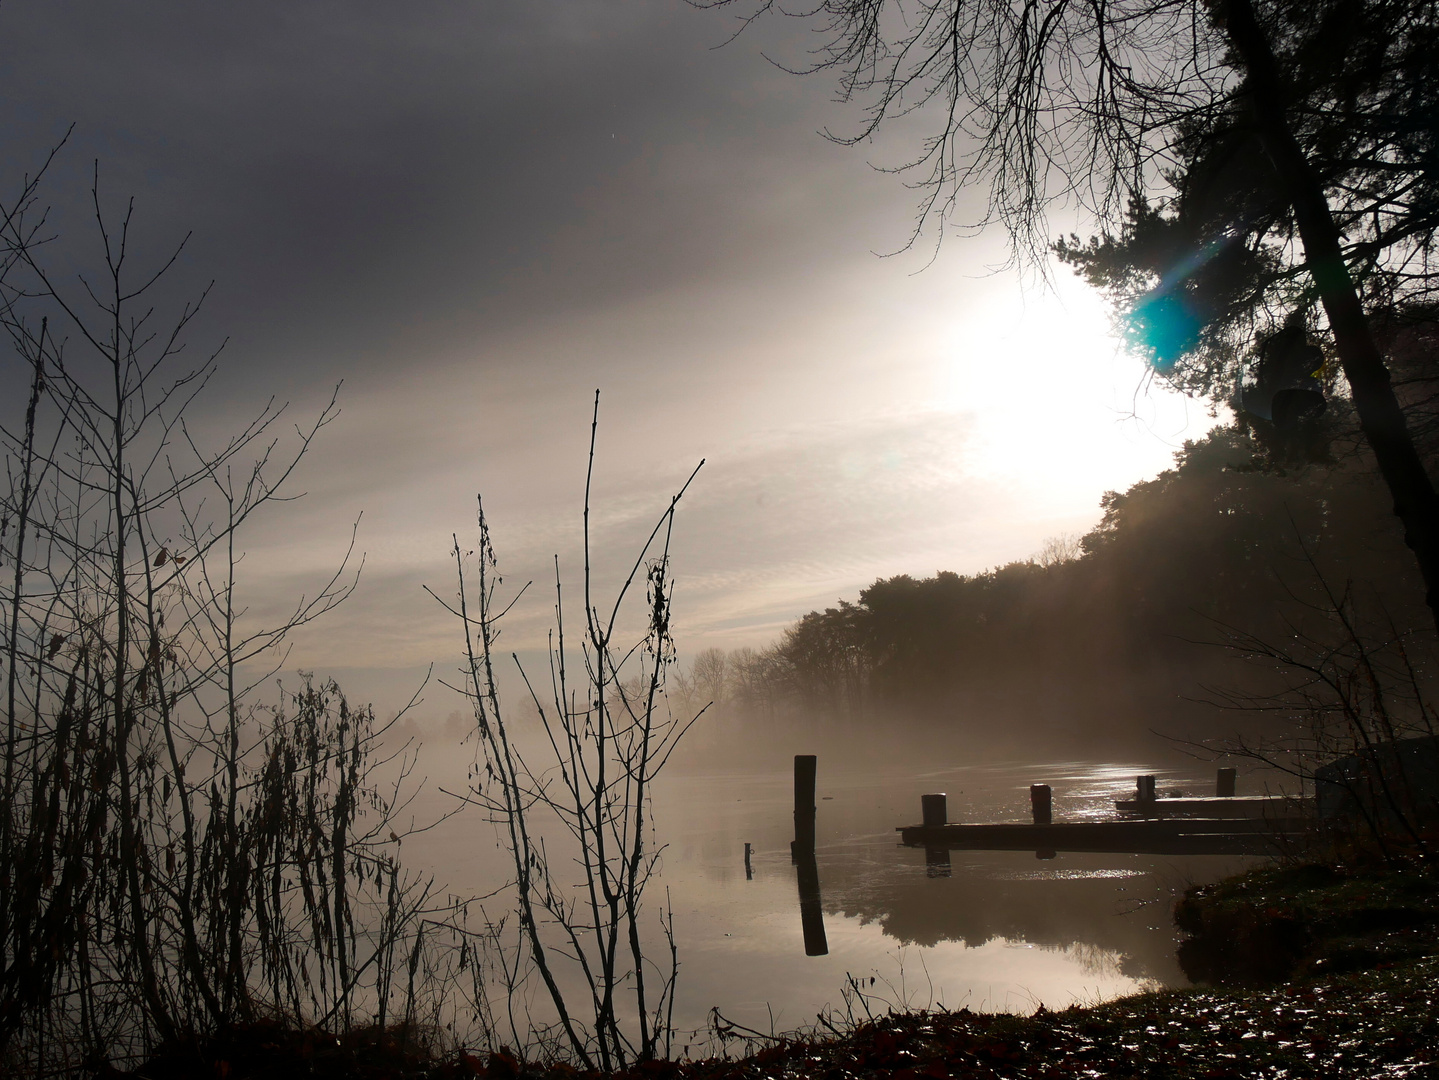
[1136,775,1157,803]
[791,754,827,952]
[921,793,948,828]
[1030,784,1053,825]
[744,842,753,880]
[1216,768,1237,798]
[793,755,817,857]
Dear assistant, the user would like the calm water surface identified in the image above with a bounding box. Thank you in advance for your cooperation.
[406,756,1258,1038]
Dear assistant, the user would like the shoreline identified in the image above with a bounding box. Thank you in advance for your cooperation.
[101,860,1439,1079]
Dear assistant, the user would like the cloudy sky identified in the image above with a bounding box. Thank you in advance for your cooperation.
[1,1,1213,705]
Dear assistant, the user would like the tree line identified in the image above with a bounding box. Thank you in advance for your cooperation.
[679,399,1435,753]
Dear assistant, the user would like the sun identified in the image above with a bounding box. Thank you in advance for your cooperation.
[933,269,1214,504]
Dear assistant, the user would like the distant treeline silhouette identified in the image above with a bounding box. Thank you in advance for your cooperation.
[677,408,1435,753]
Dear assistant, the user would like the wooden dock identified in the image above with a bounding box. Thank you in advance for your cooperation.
[898,817,1313,856]
[1114,794,1316,819]
[898,772,1315,856]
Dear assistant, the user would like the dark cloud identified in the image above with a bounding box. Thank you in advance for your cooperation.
[1,1,1209,702]
[1,1,879,391]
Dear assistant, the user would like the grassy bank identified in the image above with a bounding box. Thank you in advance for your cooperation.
[102,861,1439,1080]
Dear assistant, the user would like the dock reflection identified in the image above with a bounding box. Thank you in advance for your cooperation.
[818,845,1256,984]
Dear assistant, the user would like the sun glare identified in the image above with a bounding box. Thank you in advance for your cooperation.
[936,272,1211,506]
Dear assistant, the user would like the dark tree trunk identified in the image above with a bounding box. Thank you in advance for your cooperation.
[1223,0,1439,637]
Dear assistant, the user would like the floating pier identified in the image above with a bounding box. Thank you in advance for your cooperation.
[898,816,1311,855]
[1114,773,1314,818]
[898,773,1315,856]
[1113,794,1316,819]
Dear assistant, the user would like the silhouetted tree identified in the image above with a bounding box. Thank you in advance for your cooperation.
[772,602,869,716]
[690,647,729,711]
[705,0,1439,634]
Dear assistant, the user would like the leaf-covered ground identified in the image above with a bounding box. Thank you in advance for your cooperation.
[102,955,1438,1080]
[678,959,1439,1080]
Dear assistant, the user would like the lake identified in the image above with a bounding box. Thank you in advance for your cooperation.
[402,751,1261,1046]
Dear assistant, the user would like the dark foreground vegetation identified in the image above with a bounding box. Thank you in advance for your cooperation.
[1,152,692,1075]
[1177,860,1439,986]
[97,858,1439,1079]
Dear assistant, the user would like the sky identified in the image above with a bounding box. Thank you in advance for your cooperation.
[0,1,1216,707]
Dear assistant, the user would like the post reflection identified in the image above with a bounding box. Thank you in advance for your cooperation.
[925,845,952,877]
[794,850,829,956]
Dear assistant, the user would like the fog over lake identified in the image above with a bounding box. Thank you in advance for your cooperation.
[6,2,1431,1074]
[380,710,1275,1038]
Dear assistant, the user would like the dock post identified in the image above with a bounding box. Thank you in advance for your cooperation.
[920,795,950,877]
[1030,784,1052,825]
[1136,775,1156,803]
[744,842,753,880]
[921,793,948,828]
[1216,768,1237,798]
[793,755,817,857]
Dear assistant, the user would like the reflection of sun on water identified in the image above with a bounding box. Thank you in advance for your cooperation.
[994,867,1145,882]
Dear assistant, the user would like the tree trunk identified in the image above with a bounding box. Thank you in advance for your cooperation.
[1222,0,1439,637]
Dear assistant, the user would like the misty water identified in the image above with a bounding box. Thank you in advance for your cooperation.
[401,751,1258,1041]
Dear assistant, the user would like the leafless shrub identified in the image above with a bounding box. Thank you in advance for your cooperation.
[0,148,438,1074]
[435,393,703,1069]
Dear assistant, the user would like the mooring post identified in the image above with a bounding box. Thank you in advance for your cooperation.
[793,754,817,856]
[921,792,948,828]
[1030,784,1052,825]
[1216,768,1237,798]
[744,842,753,880]
[1137,775,1157,803]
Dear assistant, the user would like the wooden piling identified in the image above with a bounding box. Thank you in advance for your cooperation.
[1216,768,1237,798]
[1136,775,1157,802]
[921,793,948,828]
[744,842,753,880]
[1030,784,1053,825]
[793,755,817,855]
